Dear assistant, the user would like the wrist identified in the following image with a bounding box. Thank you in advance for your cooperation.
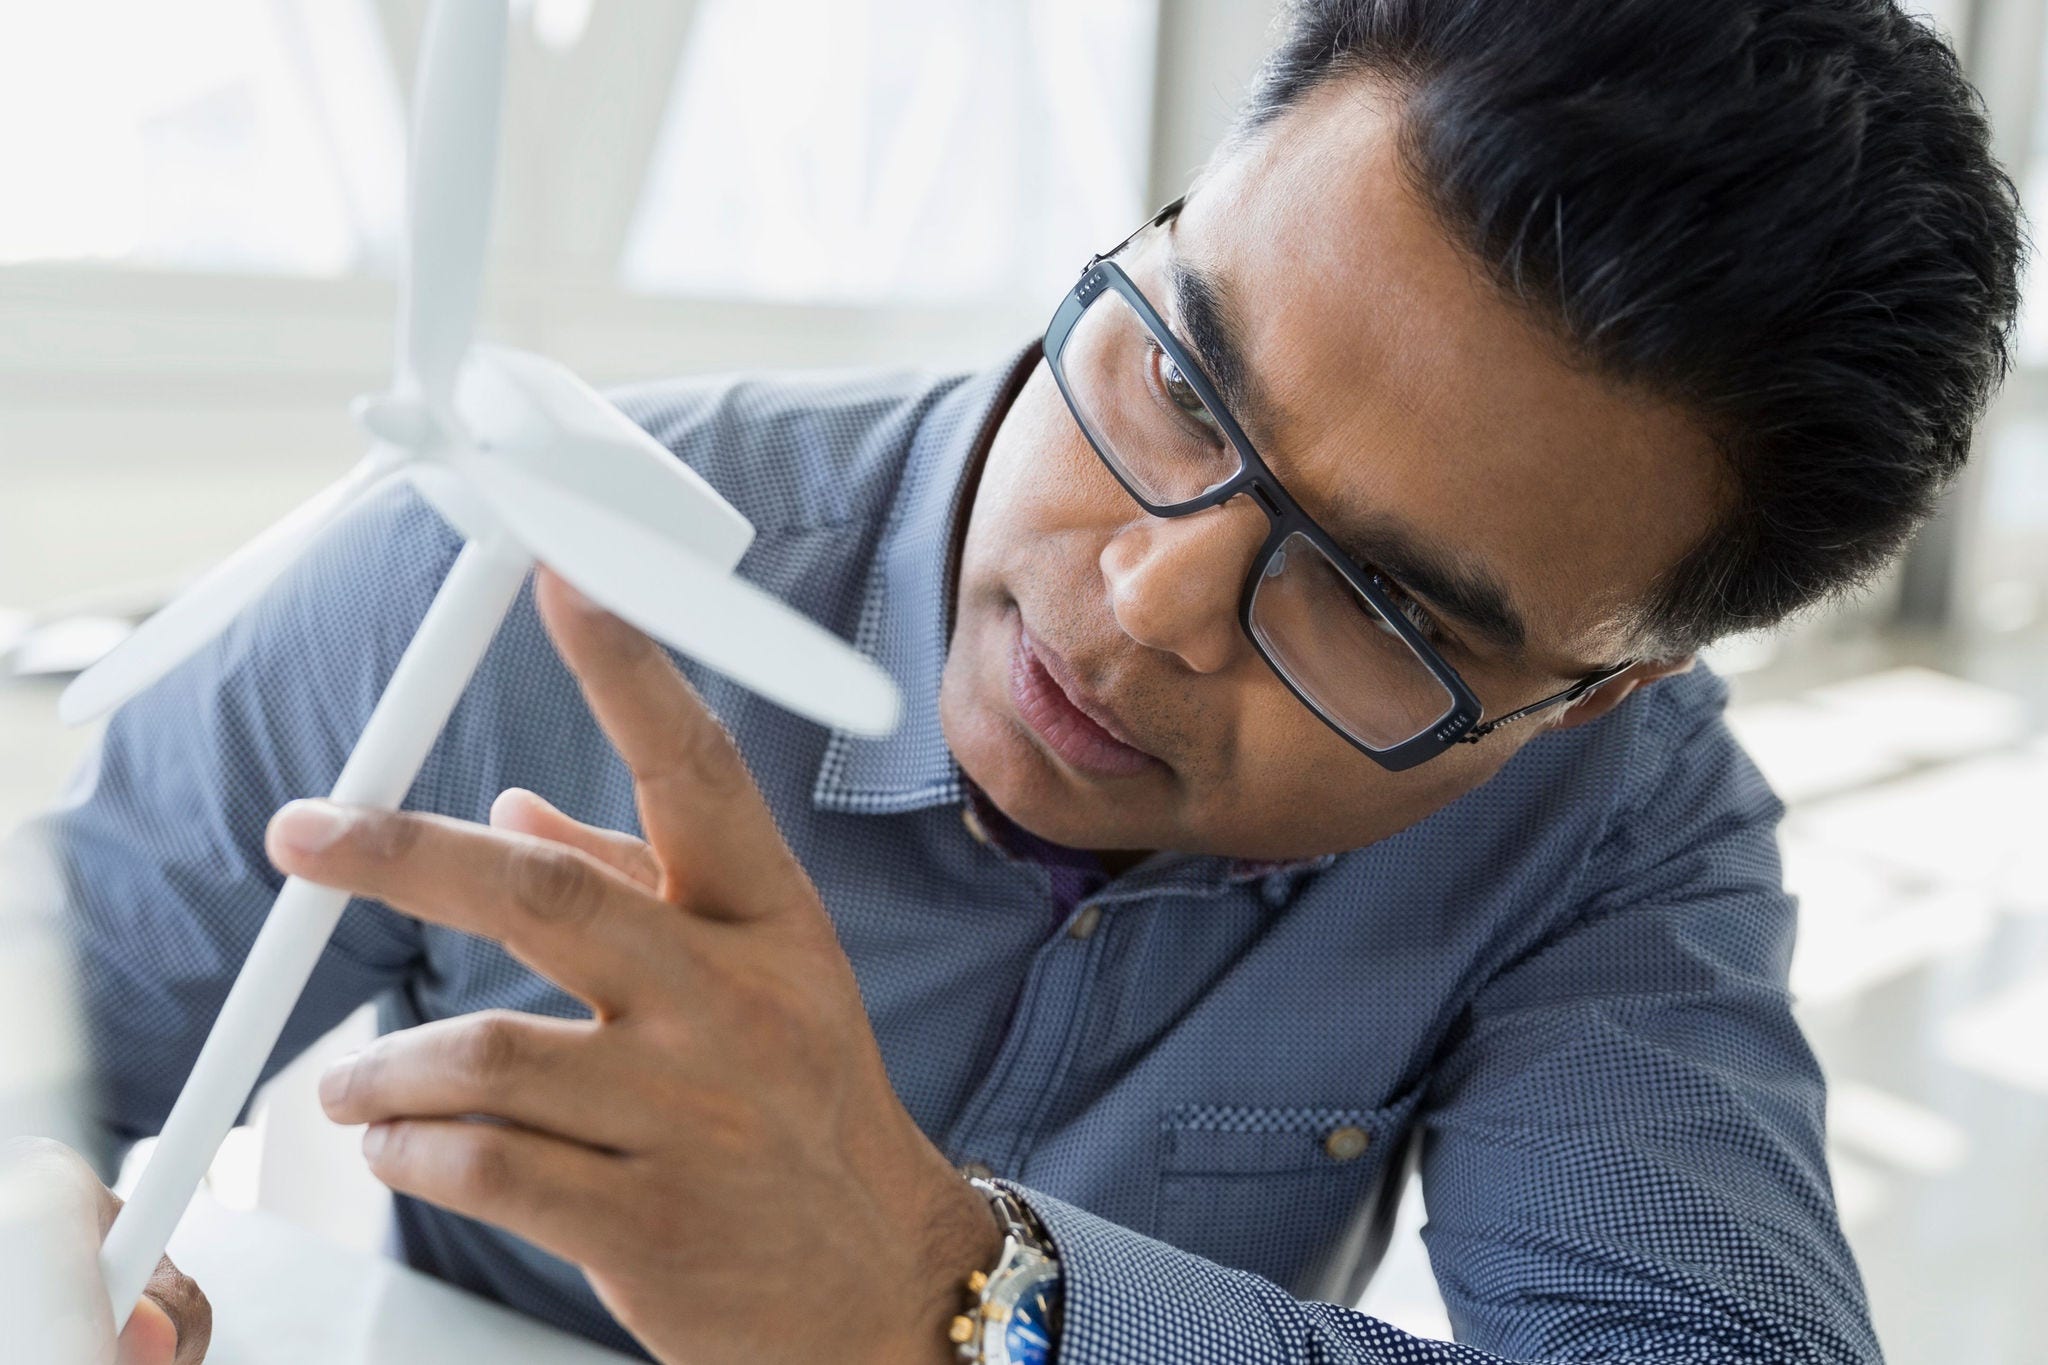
[890,1163,1007,1365]
[948,1176,1063,1365]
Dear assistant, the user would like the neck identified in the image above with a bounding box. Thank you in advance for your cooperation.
[1096,848,1155,877]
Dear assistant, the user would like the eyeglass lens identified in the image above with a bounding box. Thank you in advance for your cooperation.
[1056,284,1240,507]
[1052,275,1458,753]
[1247,533,1458,751]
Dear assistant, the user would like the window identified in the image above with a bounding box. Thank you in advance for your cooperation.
[620,0,1159,306]
[1971,0,2048,631]
[0,1,403,275]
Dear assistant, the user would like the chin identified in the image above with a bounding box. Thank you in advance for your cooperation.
[954,708,1140,846]
[1004,770,1159,849]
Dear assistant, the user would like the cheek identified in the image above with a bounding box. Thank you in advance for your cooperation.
[1185,685,1514,858]
[957,373,1125,616]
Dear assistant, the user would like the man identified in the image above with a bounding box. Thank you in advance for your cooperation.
[25,0,2022,1361]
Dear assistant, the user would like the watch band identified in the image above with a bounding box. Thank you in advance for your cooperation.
[966,1175,1052,1253]
[949,1172,1062,1363]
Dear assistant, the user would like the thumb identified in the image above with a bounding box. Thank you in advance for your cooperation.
[115,1296,178,1365]
[489,788,662,892]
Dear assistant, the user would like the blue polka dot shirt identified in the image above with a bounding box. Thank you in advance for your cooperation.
[38,347,1880,1361]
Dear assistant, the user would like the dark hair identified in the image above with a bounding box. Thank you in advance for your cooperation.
[1234,0,2027,654]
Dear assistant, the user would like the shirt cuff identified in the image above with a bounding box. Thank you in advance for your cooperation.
[996,1181,1532,1365]
[996,1180,1293,1363]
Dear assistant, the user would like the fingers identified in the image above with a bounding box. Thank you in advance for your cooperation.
[359,1117,624,1273]
[490,787,662,892]
[0,1138,208,1365]
[115,1298,178,1365]
[130,1253,210,1365]
[118,1258,210,1365]
[266,801,672,1016]
[532,566,809,922]
[319,1011,650,1153]
[4,1137,120,1363]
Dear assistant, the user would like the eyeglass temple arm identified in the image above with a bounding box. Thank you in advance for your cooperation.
[1085,196,1187,269]
[1456,658,1639,744]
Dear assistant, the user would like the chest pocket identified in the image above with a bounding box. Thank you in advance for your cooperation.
[1153,1087,1422,1292]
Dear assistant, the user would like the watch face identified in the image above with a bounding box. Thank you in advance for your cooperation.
[985,1258,1062,1365]
[1002,1281,1059,1365]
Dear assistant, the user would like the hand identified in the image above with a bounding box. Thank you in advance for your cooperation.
[263,567,1001,1365]
[3,1137,211,1364]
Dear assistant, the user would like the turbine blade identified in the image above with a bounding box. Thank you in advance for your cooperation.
[455,345,755,573]
[456,451,900,736]
[398,0,507,407]
[59,460,393,726]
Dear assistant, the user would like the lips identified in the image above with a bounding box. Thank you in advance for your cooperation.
[1009,620,1161,779]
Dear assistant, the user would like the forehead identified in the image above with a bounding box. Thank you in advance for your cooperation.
[1179,79,1725,670]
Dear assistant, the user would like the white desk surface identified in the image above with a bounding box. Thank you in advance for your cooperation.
[165,1193,638,1363]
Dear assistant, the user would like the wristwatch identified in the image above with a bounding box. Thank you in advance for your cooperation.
[948,1173,1063,1364]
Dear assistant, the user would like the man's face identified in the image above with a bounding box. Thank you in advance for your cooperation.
[939,79,1725,861]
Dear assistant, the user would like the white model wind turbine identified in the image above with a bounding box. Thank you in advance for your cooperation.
[83,0,900,1328]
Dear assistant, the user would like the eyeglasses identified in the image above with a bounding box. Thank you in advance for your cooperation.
[1042,198,1635,772]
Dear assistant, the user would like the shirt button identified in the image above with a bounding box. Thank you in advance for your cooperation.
[1323,1125,1370,1162]
[961,804,991,846]
[961,1160,995,1180]
[1067,905,1103,939]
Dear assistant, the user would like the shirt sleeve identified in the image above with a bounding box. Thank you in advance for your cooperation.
[1000,680,1882,1364]
[22,483,462,1147]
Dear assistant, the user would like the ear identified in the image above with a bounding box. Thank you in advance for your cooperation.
[1545,654,1697,732]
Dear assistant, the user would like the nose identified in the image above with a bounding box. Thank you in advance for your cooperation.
[1099,496,1269,674]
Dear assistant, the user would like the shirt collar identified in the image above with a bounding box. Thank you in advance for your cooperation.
[811,343,1038,816]
[958,774,1335,895]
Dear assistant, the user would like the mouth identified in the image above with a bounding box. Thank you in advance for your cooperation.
[1008,617,1163,780]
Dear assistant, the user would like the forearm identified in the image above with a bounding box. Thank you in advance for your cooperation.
[1009,1184,1873,1365]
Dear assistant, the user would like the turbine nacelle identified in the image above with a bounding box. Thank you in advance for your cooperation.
[454,346,754,574]
[346,350,759,574]
[349,391,444,453]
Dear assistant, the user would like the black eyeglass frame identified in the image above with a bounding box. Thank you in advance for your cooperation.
[1042,198,1635,772]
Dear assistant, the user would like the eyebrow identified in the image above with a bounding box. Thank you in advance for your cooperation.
[1336,515,1529,657]
[1165,237,1283,446]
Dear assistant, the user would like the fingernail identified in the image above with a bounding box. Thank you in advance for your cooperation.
[497,786,555,821]
[273,799,351,854]
[363,1124,389,1160]
[318,1053,359,1107]
[489,787,532,826]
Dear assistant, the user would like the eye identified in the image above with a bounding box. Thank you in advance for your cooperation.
[1145,342,1223,437]
[1371,573,1456,652]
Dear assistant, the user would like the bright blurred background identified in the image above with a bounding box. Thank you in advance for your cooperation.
[1,2,2043,1361]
